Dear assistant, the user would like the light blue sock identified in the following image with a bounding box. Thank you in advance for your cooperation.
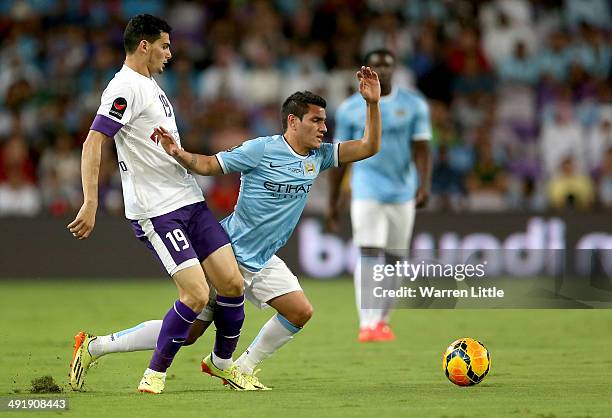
[234,314,300,374]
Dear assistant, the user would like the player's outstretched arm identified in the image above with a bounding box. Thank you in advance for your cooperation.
[337,66,382,165]
[67,130,109,239]
[153,126,223,176]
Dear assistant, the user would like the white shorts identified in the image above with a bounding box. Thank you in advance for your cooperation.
[197,255,302,321]
[351,199,416,250]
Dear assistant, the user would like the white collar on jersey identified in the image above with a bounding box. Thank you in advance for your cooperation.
[122,64,155,81]
[280,135,310,159]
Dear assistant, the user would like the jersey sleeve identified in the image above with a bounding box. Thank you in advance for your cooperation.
[319,142,340,171]
[216,138,267,174]
[90,80,139,138]
[412,97,432,141]
[333,102,355,144]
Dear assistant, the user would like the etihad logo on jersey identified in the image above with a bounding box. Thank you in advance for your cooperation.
[264,181,313,198]
[109,97,127,119]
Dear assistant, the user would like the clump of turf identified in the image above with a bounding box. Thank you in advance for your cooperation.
[30,376,63,393]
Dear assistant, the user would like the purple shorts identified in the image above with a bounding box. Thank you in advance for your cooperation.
[130,201,230,276]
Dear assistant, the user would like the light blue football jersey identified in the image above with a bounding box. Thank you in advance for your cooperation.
[217,135,339,271]
[334,87,432,203]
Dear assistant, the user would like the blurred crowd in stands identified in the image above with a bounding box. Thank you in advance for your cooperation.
[0,0,610,217]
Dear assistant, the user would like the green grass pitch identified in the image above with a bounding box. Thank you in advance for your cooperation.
[1,279,610,417]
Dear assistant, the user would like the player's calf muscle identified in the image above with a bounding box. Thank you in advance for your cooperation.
[185,320,210,346]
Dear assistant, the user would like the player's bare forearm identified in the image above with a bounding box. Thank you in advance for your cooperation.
[325,164,349,232]
[336,66,381,164]
[171,148,223,176]
[68,129,108,239]
[153,126,223,176]
[328,164,348,218]
[413,141,432,188]
[338,101,382,164]
[364,101,382,156]
[328,165,348,206]
[412,141,432,207]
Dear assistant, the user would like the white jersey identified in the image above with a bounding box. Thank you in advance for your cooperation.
[91,65,203,219]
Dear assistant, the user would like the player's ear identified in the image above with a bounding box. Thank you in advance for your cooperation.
[139,39,149,54]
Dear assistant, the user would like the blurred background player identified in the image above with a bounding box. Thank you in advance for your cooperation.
[68,67,382,390]
[327,49,432,342]
[67,14,252,393]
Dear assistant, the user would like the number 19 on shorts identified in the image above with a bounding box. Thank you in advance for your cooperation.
[165,229,190,251]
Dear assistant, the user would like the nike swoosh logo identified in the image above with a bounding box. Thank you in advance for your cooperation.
[269,162,300,168]
[114,103,126,110]
[171,339,185,343]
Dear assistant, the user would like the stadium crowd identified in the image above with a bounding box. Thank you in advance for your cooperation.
[0,0,610,217]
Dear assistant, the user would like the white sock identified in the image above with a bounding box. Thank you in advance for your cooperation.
[379,267,398,325]
[89,320,162,357]
[379,291,396,325]
[378,251,405,325]
[355,251,384,329]
[234,314,300,374]
[211,351,233,371]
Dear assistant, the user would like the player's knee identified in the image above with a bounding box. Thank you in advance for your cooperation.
[302,303,314,325]
[181,290,208,313]
[217,274,244,298]
[289,303,314,328]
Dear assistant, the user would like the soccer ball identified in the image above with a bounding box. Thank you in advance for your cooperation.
[442,338,490,386]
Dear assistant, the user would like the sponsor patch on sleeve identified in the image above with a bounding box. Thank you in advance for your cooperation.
[109,97,127,119]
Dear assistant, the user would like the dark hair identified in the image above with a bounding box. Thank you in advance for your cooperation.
[124,14,172,54]
[281,91,326,132]
[363,48,395,65]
